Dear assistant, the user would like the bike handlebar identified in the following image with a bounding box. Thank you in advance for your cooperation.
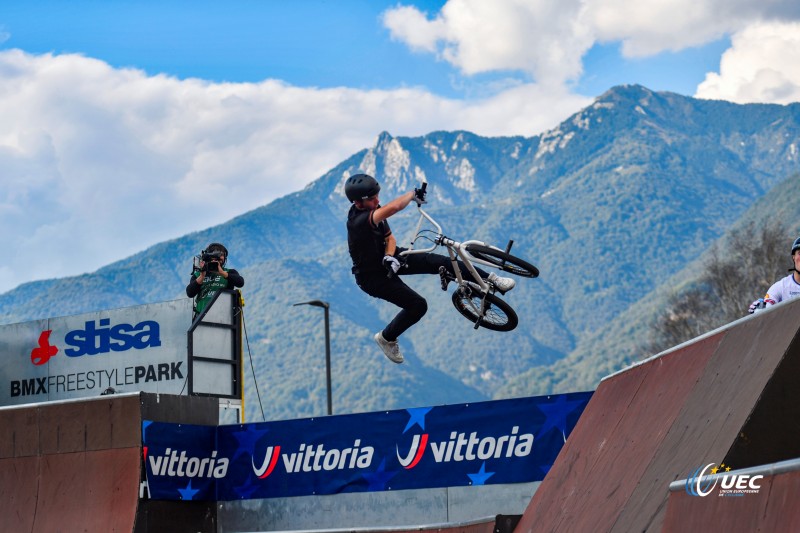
[399,204,441,256]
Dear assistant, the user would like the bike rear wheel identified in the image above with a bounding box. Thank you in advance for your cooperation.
[451,284,518,332]
[464,244,539,278]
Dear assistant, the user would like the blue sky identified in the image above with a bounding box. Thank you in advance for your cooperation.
[2,1,728,97]
[1,0,799,294]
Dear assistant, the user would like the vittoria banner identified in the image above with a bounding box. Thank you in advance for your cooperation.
[143,392,593,501]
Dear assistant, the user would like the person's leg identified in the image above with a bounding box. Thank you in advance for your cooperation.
[402,251,490,279]
[357,274,428,341]
[400,251,515,293]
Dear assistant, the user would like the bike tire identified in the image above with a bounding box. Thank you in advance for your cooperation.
[451,285,519,332]
[464,243,539,278]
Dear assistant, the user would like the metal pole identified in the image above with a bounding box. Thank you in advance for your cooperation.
[293,300,332,416]
[322,304,332,416]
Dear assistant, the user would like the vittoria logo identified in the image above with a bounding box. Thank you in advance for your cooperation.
[252,446,280,479]
[396,434,428,469]
[396,426,534,469]
[252,440,374,478]
[148,448,229,479]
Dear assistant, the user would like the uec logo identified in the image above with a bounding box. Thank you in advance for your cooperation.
[685,463,719,497]
[685,463,763,497]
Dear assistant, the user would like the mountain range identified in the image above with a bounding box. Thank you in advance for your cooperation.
[2,84,800,421]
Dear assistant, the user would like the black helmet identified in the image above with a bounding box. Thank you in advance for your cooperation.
[344,173,380,202]
[792,237,800,255]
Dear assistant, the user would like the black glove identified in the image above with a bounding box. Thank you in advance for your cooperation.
[413,187,427,206]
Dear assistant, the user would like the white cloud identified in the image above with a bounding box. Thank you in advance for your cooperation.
[381,5,445,52]
[383,0,800,89]
[695,22,800,104]
[0,49,587,294]
[384,0,593,86]
[584,0,762,57]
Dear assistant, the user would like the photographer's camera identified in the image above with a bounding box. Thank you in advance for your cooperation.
[202,251,223,274]
[194,249,224,275]
[202,251,222,263]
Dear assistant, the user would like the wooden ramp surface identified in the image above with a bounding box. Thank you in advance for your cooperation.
[515,297,800,533]
[0,395,142,533]
[0,392,218,533]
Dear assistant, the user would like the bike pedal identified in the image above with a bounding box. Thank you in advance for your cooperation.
[438,266,450,291]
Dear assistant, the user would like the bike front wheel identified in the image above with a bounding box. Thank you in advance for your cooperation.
[464,244,539,278]
[451,285,519,332]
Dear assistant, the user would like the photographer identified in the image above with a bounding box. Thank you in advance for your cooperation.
[185,242,244,315]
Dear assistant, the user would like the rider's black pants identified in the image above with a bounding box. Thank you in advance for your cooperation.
[355,251,489,341]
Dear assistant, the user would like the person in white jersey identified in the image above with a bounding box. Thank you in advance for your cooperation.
[748,236,800,314]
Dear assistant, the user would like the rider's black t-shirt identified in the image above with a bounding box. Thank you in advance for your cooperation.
[347,205,391,276]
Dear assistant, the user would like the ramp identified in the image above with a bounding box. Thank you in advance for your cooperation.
[0,395,142,532]
[515,297,800,532]
[0,392,218,533]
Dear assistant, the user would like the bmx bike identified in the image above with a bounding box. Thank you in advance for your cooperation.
[399,182,539,332]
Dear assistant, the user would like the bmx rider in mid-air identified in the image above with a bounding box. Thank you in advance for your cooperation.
[345,173,515,364]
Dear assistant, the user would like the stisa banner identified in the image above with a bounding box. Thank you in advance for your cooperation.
[143,392,593,501]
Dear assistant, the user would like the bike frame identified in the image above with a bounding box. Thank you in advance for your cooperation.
[399,205,499,294]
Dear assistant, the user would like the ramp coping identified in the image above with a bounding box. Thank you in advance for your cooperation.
[0,390,142,412]
[232,515,497,533]
[669,457,800,492]
[602,301,789,383]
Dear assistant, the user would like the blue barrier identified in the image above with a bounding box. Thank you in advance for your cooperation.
[143,392,592,501]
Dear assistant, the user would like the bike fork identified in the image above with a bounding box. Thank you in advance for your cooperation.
[457,283,490,330]
[474,293,492,330]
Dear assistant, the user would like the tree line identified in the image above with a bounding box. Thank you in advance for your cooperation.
[646,220,793,355]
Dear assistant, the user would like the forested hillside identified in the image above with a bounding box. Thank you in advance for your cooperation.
[2,85,799,420]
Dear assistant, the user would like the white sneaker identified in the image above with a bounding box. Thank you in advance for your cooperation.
[488,271,515,293]
[374,331,404,364]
